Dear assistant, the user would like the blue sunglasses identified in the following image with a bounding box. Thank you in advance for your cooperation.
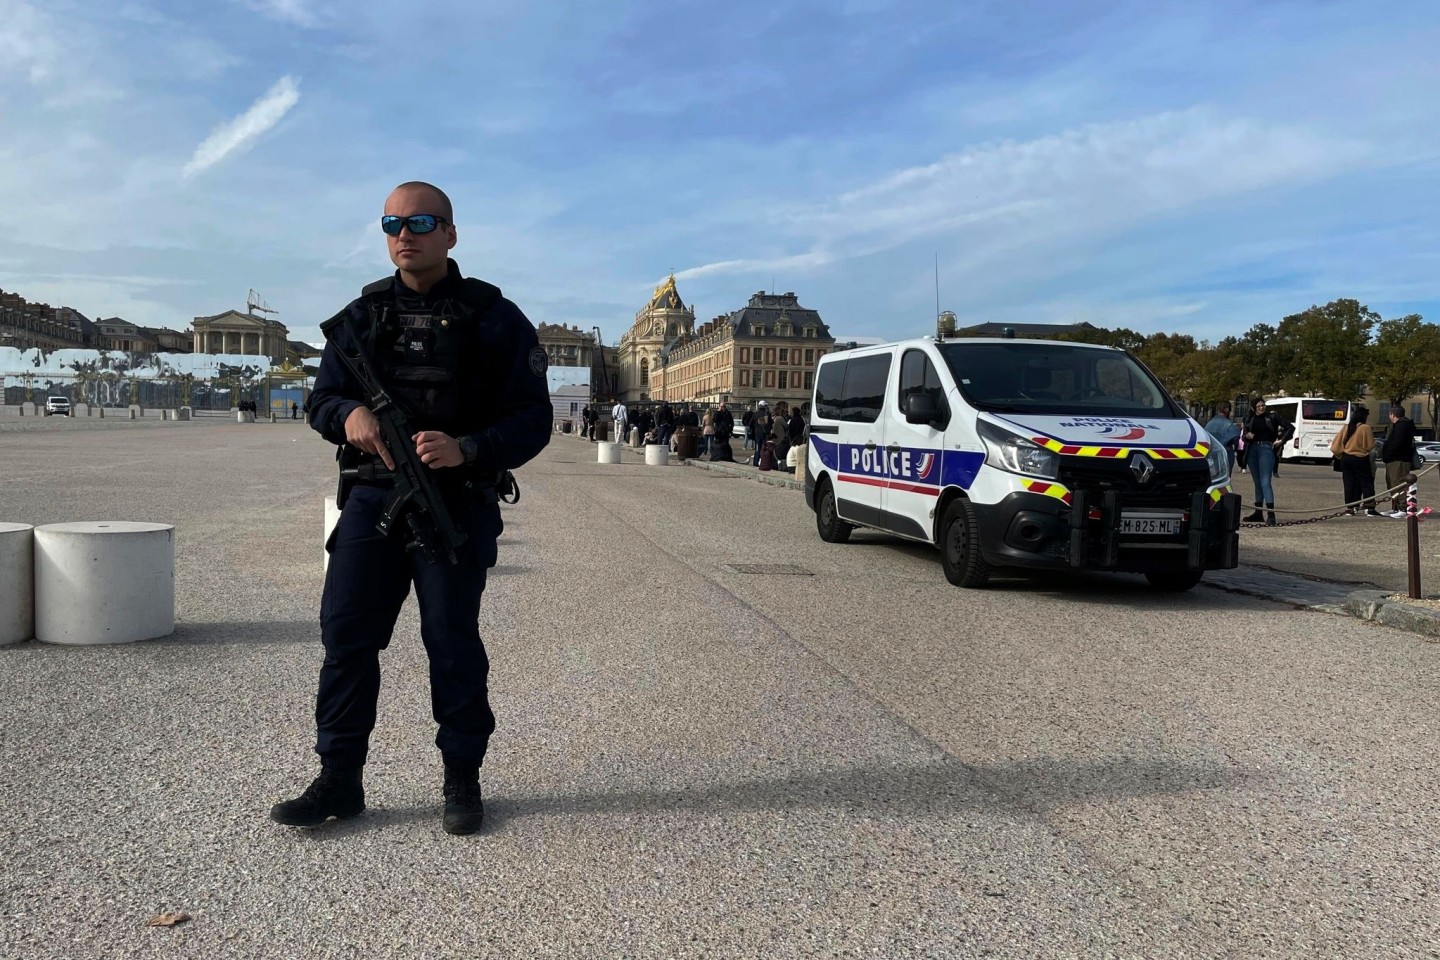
[381,214,448,236]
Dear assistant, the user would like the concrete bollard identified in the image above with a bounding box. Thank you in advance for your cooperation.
[97,406,105,419]
[34,521,175,645]
[323,496,340,572]
[128,406,139,420]
[597,441,623,464]
[21,402,35,416]
[73,403,89,417]
[269,411,277,423]
[789,443,807,479]
[644,445,670,466]
[0,523,35,645]
[178,407,192,421]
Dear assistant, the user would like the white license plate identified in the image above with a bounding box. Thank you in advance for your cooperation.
[1120,516,1183,535]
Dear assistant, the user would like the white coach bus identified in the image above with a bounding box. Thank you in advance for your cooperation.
[1263,396,1352,462]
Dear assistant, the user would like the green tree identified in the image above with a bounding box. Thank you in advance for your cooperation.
[1273,299,1377,399]
[1368,314,1440,407]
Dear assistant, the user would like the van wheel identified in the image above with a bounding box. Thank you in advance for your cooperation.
[815,480,853,544]
[1145,571,1204,592]
[940,499,990,587]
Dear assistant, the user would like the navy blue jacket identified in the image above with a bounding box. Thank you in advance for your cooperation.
[309,262,552,478]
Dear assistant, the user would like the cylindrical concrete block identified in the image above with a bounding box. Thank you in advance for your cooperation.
[323,495,340,572]
[629,427,641,447]
[128,406,140,419]
[34,522,175,645]
[0,523,35,645]
[178,407,192,421]
[597,441,623,464]
[644,445,670,466]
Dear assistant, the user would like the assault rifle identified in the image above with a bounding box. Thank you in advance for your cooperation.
[320,316,467,566]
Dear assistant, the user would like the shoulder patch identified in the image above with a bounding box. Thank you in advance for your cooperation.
[528,346,548,377]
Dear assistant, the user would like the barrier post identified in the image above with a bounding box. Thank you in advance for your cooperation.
[1406,473,1422,599]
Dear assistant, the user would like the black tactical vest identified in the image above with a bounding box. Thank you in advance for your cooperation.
[358,275,499,433]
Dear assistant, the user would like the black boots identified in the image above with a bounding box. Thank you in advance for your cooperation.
[1244,502,1265,522]
[443,765,485,836]
[270,766,365,826]
[1265,503,1276,526]
[271,763,484,835]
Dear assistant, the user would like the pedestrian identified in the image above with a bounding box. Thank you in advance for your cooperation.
[1202,401,1239,469]
[787,406,806,446]
[657,402,675,446]
[1381,405,1418,517]
[700,407,714,457]
[271,180,552,836]
[750,402,771,466]
[1241,398,1293,525]
[741,406,755,452]
[1330,405,1381,516]
[712,402,735,462]
[291,400,299,420]
[611,397,627,445]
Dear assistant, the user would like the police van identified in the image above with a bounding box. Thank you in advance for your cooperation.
[804,336,1240,590]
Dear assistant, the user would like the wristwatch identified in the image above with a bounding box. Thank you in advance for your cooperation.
[458,435,479,464]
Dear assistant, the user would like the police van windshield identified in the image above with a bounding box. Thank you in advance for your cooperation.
[937,341,1181,418]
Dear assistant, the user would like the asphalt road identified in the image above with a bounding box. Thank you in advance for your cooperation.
[1,417,1437,958]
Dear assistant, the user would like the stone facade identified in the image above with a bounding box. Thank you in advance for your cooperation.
[650,290,835,409]
[192,310,289,363]
[536,322,595,369]
[616,275,695,402]
[0,291,87,352]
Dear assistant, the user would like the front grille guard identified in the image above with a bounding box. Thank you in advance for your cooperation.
[1067,488,1242,571]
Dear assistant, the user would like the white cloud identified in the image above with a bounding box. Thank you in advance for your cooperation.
[0,0,59,83]
[182,75,301,177]
[244,0,319,27]
[675,252,834,282]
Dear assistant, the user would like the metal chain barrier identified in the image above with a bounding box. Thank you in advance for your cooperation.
[1237,459,1440,529]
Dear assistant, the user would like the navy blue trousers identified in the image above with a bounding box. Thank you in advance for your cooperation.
[316,484,500,770]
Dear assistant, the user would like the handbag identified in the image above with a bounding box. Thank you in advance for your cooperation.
[1413,451,1424,470]
[1332,456,1343,472]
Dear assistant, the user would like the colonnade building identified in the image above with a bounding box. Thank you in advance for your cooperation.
[191,310,290,364]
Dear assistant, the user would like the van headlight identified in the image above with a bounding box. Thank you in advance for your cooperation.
[977,421,1060,479]
[1204,438,1229,484]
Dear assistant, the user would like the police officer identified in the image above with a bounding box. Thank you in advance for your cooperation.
[270,181,551,835]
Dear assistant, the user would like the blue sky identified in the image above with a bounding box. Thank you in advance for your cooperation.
[3,0,1437,346]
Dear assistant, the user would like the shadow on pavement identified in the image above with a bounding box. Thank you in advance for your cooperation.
[146,621,319,646]
[479,755,1251,833]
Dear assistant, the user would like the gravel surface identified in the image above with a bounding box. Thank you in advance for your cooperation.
[1,419,1437,958]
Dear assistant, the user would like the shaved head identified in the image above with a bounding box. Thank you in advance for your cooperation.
[392,181,453,222]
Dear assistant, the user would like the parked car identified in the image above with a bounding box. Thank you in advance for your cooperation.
[1415,442,1440,463]
[43,397,71,417]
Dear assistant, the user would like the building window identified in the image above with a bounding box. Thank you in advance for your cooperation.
[778,371,788,390]
[805,326,817,338]
[779,348,788,363]
[804,349,814,364]
[640,356,649,386]
[740,370,750,386]
[752,369,761,388]
[804,371,814,390]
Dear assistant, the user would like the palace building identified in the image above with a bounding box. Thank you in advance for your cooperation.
[191,309,289,363]
[649,289,835,409]
[615,275,696,402]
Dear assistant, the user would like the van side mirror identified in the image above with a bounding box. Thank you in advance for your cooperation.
[905,393,944,426]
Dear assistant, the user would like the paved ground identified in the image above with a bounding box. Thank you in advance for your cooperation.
[1,417,1438,958]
